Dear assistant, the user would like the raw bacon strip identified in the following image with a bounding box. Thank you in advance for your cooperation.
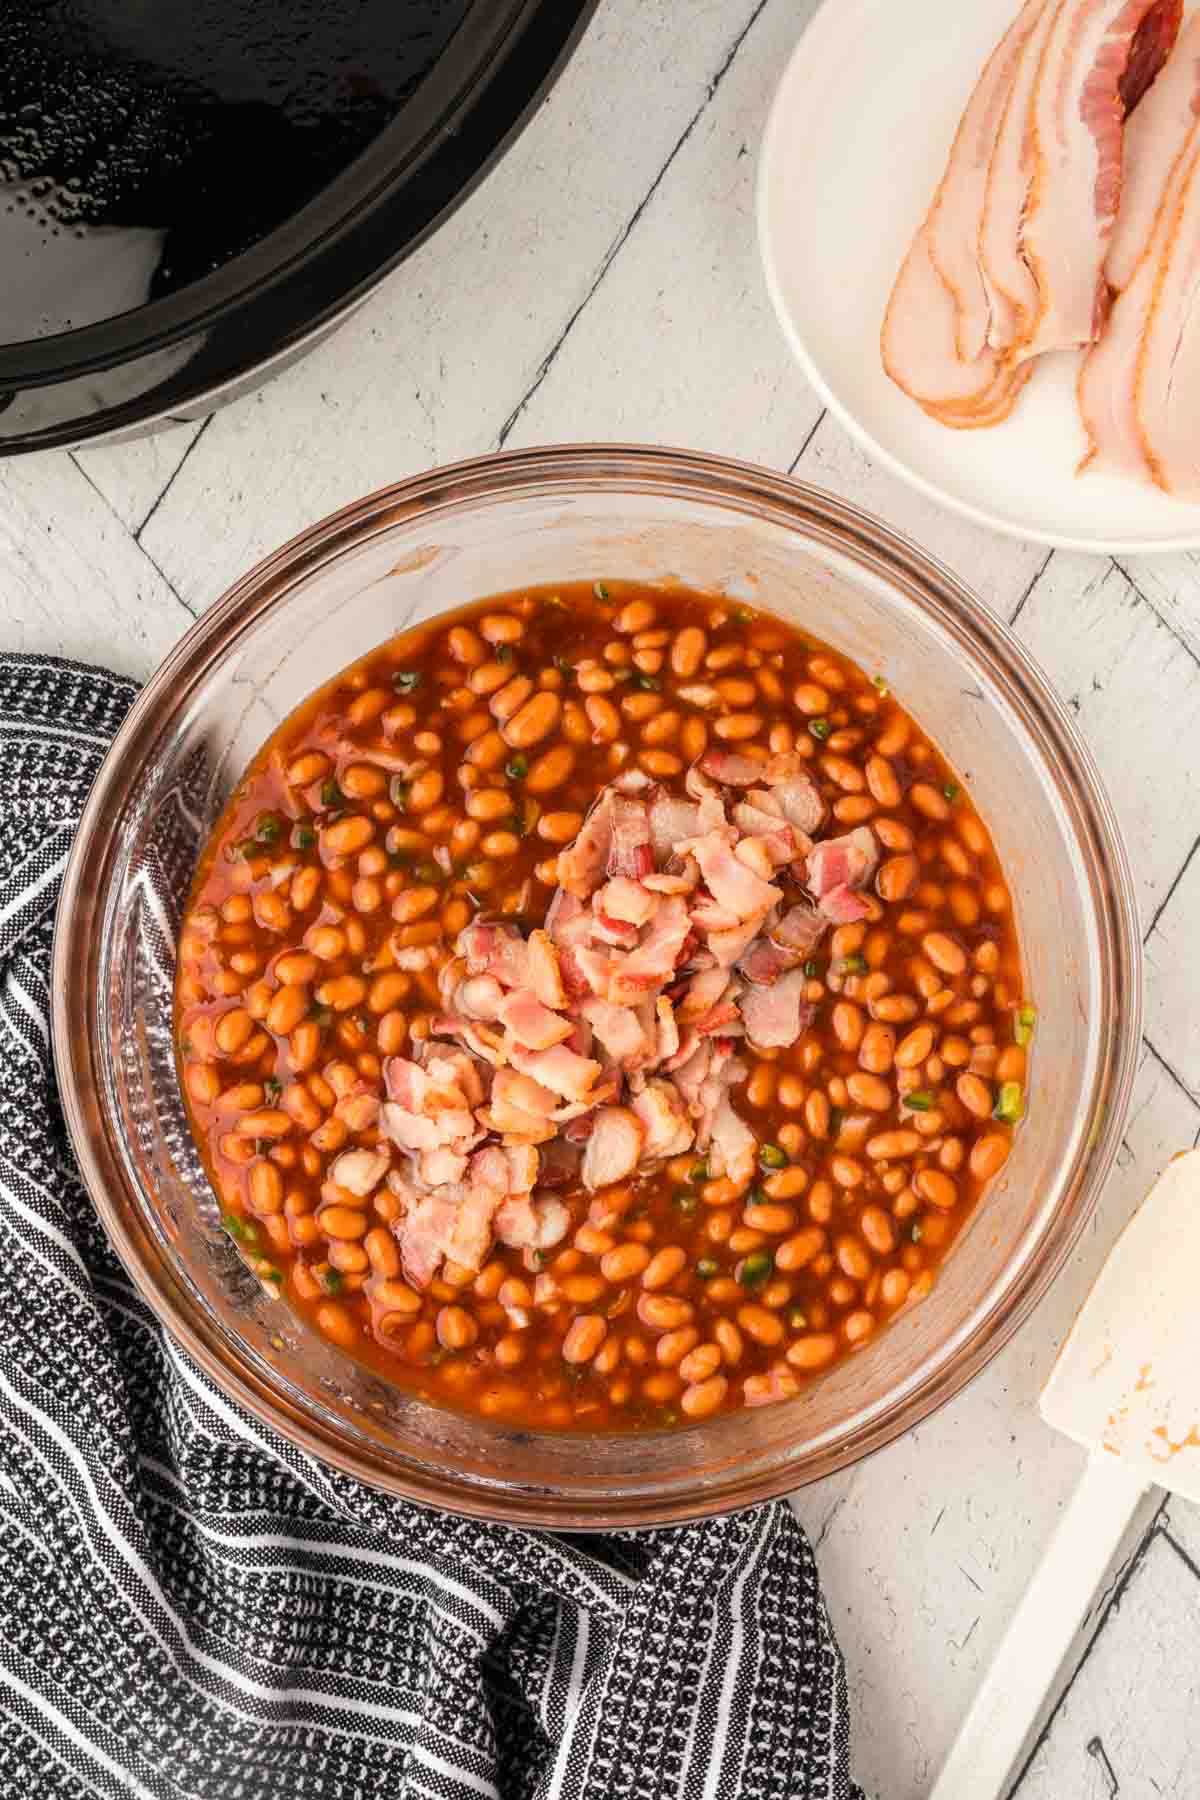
[925,0,1051,363]
[979,0,1063,352]
[882,229,1027,422]
[1107,6,1200,292]
[1020,0,1181,359]
[1079,136,1200,479]
[1134,145,1200,494]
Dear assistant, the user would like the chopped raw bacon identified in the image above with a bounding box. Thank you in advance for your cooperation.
[678,964,735,1023]
[493,1194,571,1251]
[457,922,531,991]
[557,790,616,896]
[740,968,813,1049]
[527,929,567,1010]
[707,1096,757,1190]
[607,796,653,880]
[649,795,701,859]
[763,775,824,837]
[606,896,692,1002]
[699,749,764,785]
[817,883,871,926]
[581,1106,645,1190]
[656,996,680,1064]
[632,1080,695,1160]
[579,996,653,1063]
[419,1148,470,1186]
[511,1043,602,1103]
[683,834,779,919]
[498,989,574,1052]
[591,910,640,949]
[774,902,828,954]
[396,758,859,1285]
[595,876,659,926]
[807,827,878,901]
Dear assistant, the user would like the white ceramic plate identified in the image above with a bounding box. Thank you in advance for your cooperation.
[757,0,1200,552]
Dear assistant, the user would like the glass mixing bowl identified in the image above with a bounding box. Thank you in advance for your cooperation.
[52,445,1142,1526]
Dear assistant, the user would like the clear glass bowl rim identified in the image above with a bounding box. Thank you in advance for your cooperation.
[51,443,1143,1526]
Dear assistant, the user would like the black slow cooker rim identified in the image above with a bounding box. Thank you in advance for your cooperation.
[0,0,593,389]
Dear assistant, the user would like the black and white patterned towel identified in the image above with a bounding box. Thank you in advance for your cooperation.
[0,654,862,1800]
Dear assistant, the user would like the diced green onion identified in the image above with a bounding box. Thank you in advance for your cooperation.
[221,1211,257,1246]
[905,1090,935,1113]
[553,655,573,675]
[321,1268,343,1295]
[505,755,529,781]
[263,1078,281,1104]
[414,859,442,883]
[392,669,422,692]
[529,1248,546,1269]
[254,812,280,844]
[496,644,514,664]
[310,1005,334,1028]
[637,674,661,692]
[809,717,831,741]
[872,674,889,694]
[735,605,754,624]
[739,1251,773,1287]
[835,953,867,976]
[291,824,316,851]
[994,1081,1025,1124]
[689,1161,709,1184]
[788,1308,808,1330]
[615,666,636,682]
[943,781,960,802]
[258,1263,282,1287]
[829,1107,844,1140]
[1014,1005,1038,1047]
[759,1143,787,1169]
[593,580,610,600]
[390,776,409,809]
[674,1189,699,1216]
[803,959,822,979]
[696,1257,720,1280]
[319,779,341,808]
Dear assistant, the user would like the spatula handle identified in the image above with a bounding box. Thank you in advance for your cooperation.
[929,1457,1151,1800]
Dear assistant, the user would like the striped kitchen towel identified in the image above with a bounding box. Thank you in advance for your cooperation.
[0,654,862,1800]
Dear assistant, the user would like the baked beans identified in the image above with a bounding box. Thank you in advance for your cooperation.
[176,582,1030,1430]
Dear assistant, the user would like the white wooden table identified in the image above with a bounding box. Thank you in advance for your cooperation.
[7,2,1200,1793]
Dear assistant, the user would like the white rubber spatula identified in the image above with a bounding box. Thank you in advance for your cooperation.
[931,1149,1200,1800]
